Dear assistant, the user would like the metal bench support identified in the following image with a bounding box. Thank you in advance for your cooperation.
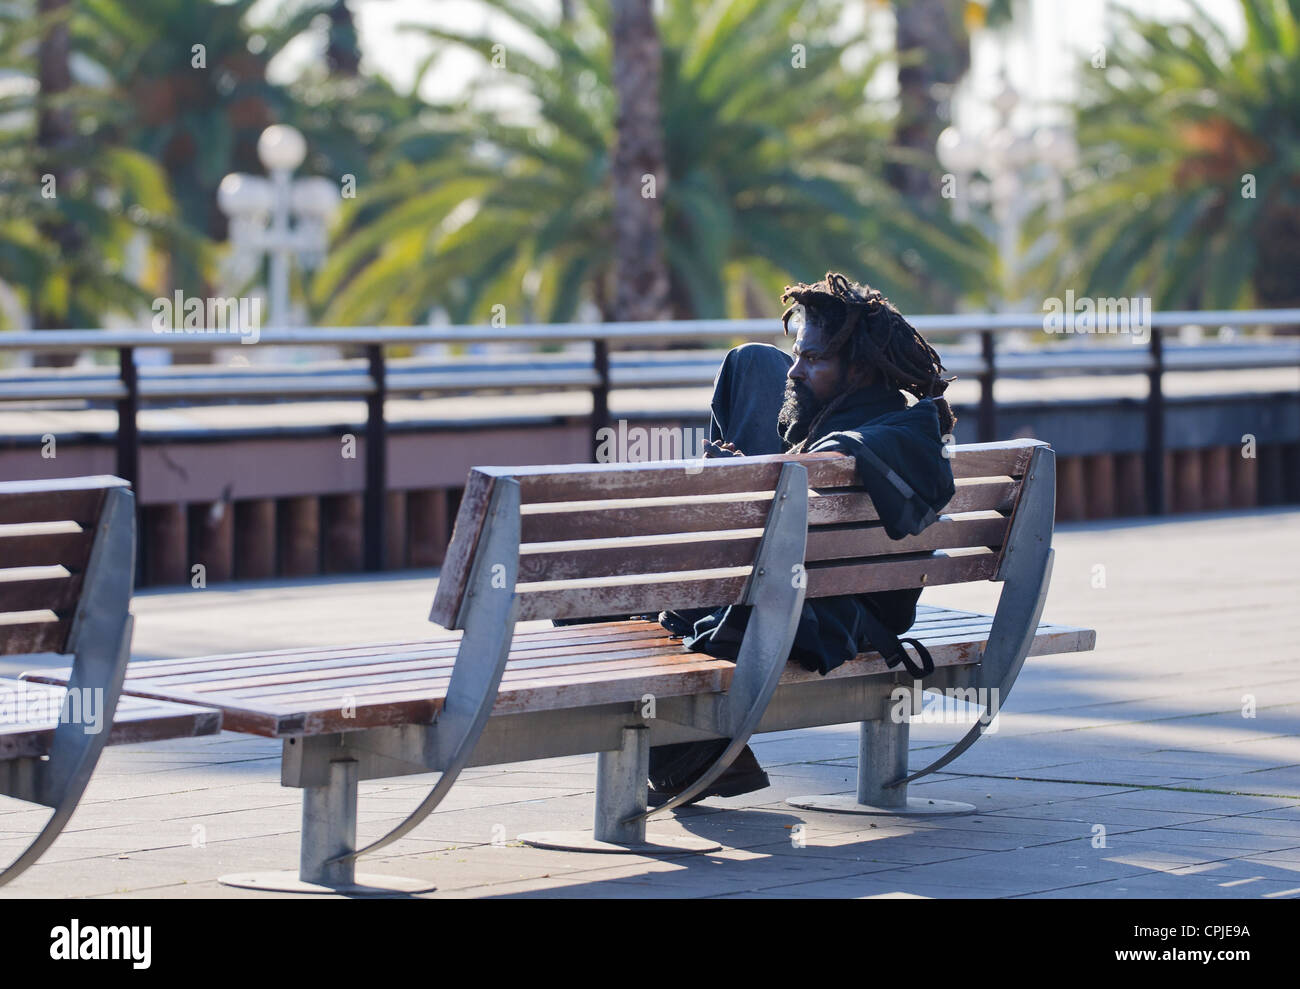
[0,485,136,888]
[626,462,809,821]
[787,695,976,816]
[787,446,1056,817]
[221,480,525,894]
[220,735,436,895]
[518,462,809,854]
[518,726,721,853]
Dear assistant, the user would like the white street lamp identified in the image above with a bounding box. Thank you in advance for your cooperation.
[218,124,339,329]
[937,74,1077,314]
[257,124,307,173]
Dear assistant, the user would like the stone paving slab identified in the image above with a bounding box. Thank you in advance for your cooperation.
[0,508,1296,898]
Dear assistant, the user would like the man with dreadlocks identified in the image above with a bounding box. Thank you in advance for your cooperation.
[647,272,959,805]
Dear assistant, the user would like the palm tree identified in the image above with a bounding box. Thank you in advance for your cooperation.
[889,0,970,205]
[326,0,362,77]
[1022,0,1300,310]
[610,0,670,321]
[73,0,333,289]
[0,0,178,338]
[314,0,991,326]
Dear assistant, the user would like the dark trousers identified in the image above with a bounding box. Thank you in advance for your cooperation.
[647,344,792,787]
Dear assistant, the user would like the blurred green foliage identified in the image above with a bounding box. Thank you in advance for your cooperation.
[1023,0,1300,310]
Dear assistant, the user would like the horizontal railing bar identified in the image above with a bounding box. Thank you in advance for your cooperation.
[0,308,1297,351]
[1,344,1296,406]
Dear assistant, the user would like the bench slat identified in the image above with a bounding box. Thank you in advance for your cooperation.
[22,605,1086,738]
[476,441,1042,504]
[0,480,116,527]
[515,572,750,622]
[0,572,82,617]
[805,549,999,597]
[0,527,94,570]
[514,548,1000,621]
[428,471,496,629]
[28,607,1090,737]
[0,677,220,760]
[518,515,1009,582]
[138,635,688,694]
[518,478,1016,543]
[0,615,65,654]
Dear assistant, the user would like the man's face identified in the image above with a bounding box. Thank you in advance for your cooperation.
[787,312,846,405]
[777,308,846,445]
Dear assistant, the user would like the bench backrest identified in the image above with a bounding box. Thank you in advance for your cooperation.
[0,476,135,655]
[430,438,1049,628]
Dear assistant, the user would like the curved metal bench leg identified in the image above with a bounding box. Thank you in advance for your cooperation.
[888,549,1054,788]
[0,630,131,887]
[327,479,521,866]
[623,462,809,823]
[887,447,1057,789]
[0,487,135,888]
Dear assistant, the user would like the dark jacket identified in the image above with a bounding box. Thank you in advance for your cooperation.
[674,384,956,676]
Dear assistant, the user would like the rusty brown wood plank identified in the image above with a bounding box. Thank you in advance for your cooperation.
[0,480,113,527]
[221,648,713,707]
[145,635,686,695]
[477,441,1043,504]
[0,526,93,570]
[0,680,220,759]
[0,614,67,656]
[98,621,669,681]
[517,515,1010,582]
[519,478,1016,543]
[515,572,749,622]
[0,571,81,615]
[805,550,999,597]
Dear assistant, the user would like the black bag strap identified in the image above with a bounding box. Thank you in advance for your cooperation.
[895,637,936,678]
[858,608,935,678]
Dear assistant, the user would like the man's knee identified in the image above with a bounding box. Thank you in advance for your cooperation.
[720,342,792,380]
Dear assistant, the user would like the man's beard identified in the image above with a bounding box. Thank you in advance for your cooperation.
[778,379,821,450]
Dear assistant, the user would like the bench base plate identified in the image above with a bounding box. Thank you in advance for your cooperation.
[786,795,976,816]
[517,830,721,854]
[218,871,436,896]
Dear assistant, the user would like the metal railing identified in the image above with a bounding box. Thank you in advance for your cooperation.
[2,309,1298,570]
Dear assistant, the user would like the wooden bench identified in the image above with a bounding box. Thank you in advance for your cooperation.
[28,439,1094,894]
[0,476,220,887]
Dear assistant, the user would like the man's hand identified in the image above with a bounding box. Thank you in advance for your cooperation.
[703,440,744,459]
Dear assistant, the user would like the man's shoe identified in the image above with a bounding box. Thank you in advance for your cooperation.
[657,608,714,638]
[646,745,769,807]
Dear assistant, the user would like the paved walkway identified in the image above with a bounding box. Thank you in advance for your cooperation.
[2,509,1298,898]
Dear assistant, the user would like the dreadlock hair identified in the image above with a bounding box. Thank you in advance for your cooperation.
[779,272,956,452]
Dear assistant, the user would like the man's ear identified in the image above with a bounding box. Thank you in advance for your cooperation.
[842,362,875,390]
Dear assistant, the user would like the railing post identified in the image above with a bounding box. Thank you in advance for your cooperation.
[115,345,143,585]
[1145,328,1165,515]
[977,330,996,443]
[115,346,140,490]
[590,337,611,463]
[364,343,387,570]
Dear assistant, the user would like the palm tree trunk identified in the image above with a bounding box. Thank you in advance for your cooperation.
[890,0,970,310]
[35,0,78,361]
[610,0,670,322]
[890,0,969,202]
[327,0,361,77]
